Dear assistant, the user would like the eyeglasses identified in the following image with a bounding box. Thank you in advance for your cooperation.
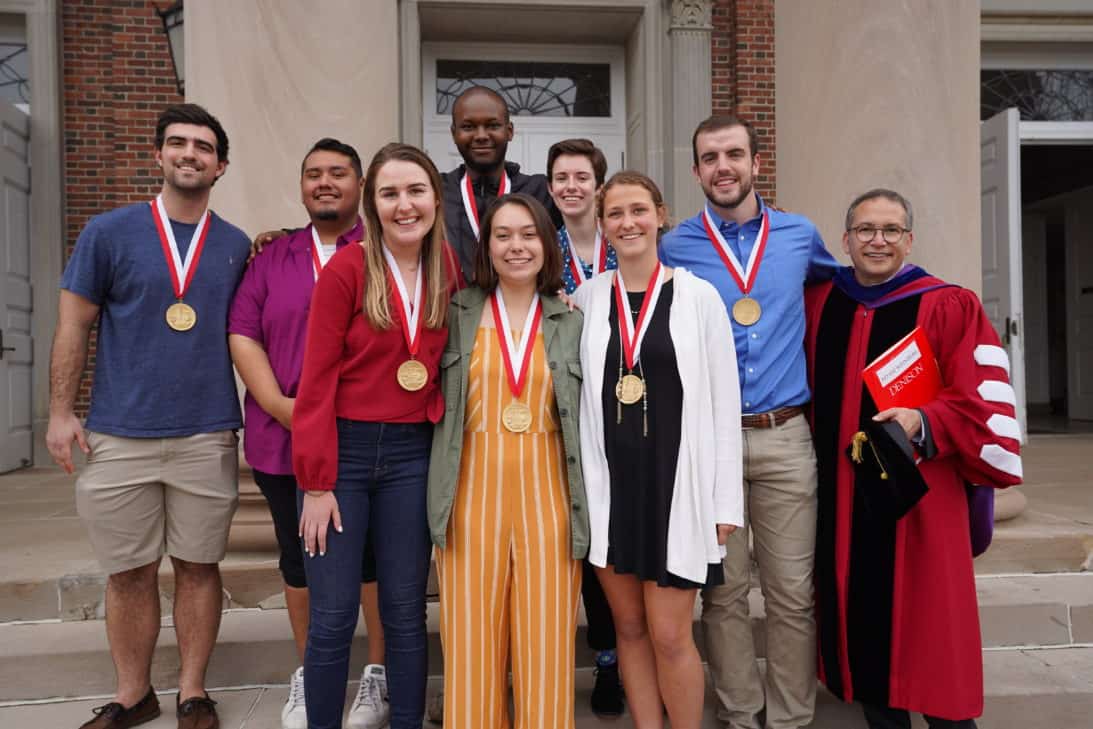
[849,225,910,244]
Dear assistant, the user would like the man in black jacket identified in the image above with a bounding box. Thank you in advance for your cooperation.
[441,86,558,283]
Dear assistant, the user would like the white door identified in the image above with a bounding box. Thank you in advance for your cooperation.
[0,103,33,472]
[1065,201,1093,420]
[980,108,1027,440]
[422,42,627,178]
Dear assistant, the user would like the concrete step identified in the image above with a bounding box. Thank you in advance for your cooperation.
[0,648,1090,729]
[4,518,1090,625]
[2,572,1090,702]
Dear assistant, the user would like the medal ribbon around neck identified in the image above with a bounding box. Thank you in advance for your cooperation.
[614,262,665,370]
[150,195,211,301]
[490,290,542,399]
[461,171,510,240]
[310,226,334,281]
[382,244,425,358]
[701,205,770,296]
[567,227,608,285]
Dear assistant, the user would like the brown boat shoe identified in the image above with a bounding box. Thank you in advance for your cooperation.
[176,694,219,729]
[78,687,160,729]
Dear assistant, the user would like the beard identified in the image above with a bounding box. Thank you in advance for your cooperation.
[704,175,754,211]
[165,170,214,195]
[312,209,340,221]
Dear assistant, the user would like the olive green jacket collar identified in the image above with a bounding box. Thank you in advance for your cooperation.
[427,286,588,558]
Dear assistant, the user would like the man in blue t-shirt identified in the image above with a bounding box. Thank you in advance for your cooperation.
[46,103,251,729]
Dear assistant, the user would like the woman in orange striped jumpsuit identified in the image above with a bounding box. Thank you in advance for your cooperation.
[427,193,588,729]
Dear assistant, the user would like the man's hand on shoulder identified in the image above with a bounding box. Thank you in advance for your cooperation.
[249,229,293,262]
[46,411,89,474]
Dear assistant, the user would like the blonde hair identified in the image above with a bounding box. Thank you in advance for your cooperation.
[360,143,449,330]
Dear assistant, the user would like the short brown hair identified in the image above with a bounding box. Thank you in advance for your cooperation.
[596,170,671,236]
[691,114,759,165]
[546,138,608,187]
[474,193,563,295]
[155,103,229,162]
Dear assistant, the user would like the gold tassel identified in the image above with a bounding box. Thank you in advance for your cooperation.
[850,431,867,463]
[869,438,889,480]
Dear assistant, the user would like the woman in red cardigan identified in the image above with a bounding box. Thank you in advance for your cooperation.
[292,143,460,729]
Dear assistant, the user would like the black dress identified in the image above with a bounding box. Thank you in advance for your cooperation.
[601,279,724,589]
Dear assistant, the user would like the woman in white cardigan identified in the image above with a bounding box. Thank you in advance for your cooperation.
[574,171,744,729]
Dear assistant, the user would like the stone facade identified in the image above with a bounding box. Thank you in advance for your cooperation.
[57,0,771,416]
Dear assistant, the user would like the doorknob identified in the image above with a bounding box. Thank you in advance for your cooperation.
[0,330,15,360]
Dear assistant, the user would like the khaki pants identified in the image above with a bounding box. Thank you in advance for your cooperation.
[701,413,818,729]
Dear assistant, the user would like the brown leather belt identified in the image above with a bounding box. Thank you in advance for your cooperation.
[741,405,804,429]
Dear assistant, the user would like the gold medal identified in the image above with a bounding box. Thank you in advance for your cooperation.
[502,401,532,433]
[615,374,645,405]
[732,296,762,326]
[396,359,428,392]
[165,301,197,331]
[150,196,210,334]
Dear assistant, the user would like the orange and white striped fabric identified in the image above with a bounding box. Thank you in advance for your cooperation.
[435,326,582,729]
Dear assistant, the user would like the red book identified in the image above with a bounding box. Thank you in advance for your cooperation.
[862,326,942,410]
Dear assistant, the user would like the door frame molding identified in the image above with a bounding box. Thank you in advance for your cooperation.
[0,0,65,466]
[399,0,667,188]
[1020,121,1093,144]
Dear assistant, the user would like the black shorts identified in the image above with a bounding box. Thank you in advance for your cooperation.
[253,470,377,589]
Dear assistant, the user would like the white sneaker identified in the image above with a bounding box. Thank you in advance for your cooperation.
[281,666,307,729]
[348,664,390,729]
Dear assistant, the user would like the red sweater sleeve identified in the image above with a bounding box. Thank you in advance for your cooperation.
[919,288,1023,487]
[292,248,360,490]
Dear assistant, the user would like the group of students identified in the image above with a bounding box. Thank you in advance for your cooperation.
[49,92,1024,729]
[236,129,744,729]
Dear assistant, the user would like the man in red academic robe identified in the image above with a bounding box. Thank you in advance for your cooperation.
[803,189,1023,729]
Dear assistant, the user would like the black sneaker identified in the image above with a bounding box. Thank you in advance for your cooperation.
[590,662,624,717]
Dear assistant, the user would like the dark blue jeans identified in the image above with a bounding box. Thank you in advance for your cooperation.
[299,420,432,729]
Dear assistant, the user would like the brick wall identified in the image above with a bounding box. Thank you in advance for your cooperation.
[711,0,776,205]
[62,0,182,414]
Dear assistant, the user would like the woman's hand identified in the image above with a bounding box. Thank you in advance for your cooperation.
[716,524,737,545]
[299,490,342,557]
[557,290,580,312]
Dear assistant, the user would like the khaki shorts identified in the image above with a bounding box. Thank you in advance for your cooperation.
[76,430,240,575]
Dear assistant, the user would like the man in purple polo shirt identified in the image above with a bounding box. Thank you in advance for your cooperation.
[228,138,387,729]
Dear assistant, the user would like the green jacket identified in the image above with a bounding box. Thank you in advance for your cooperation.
[427,286,589,559]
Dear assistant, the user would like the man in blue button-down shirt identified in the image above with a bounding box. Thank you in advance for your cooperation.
[660,115,838,729]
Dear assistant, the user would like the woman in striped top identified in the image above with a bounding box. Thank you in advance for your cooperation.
[427,193,587,729]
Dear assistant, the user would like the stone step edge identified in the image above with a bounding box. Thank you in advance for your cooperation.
[3,590,1091,655]
[3,565,1090,624]
[3,645,1091,709]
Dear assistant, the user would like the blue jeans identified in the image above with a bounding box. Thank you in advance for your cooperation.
[299,420,432,729]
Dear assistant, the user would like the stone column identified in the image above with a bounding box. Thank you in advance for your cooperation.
[667,0,713,217]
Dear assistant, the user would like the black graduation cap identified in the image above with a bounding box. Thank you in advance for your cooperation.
[846,419,929,521]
